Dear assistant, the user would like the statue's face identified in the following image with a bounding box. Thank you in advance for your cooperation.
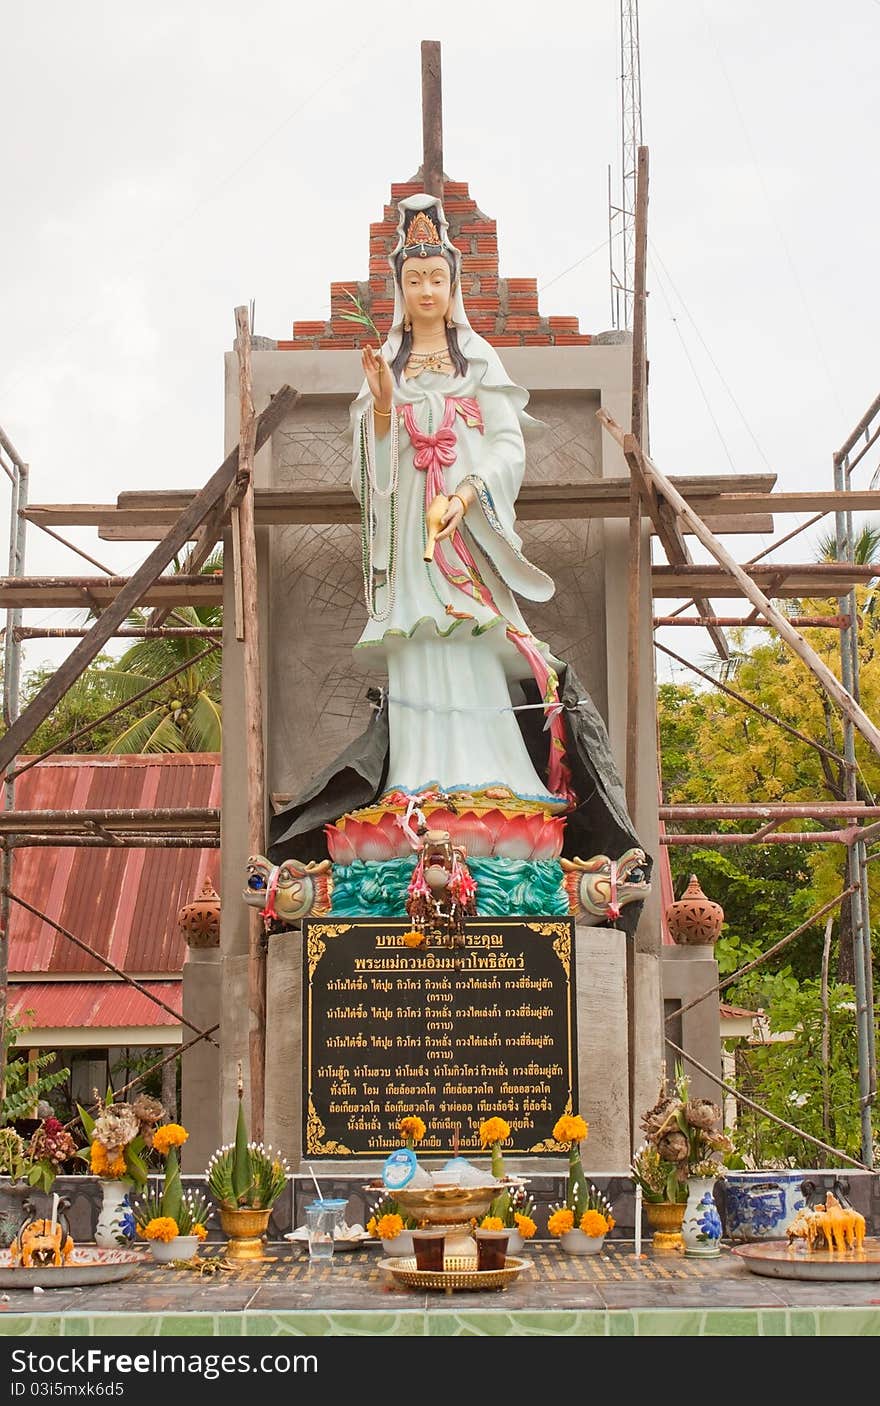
[400,255,452,326]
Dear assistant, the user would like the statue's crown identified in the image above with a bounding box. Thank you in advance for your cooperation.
[402,209,443,258]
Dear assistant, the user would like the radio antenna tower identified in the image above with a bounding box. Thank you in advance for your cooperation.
[609,0,643,330]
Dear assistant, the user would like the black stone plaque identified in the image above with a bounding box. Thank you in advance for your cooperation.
[302,918,577,1159]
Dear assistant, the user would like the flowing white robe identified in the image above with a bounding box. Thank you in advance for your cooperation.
[350,345,564,806]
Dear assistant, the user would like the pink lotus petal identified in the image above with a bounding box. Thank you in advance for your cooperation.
[356,823,398,862]
[448,812,493,857]
[325,826,357,865]
[481,809,509,850]
[532,818,565,861]
[496,812,539,860]
[421,807,457,833]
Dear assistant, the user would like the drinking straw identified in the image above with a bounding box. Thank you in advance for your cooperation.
[308,1165,324,1201]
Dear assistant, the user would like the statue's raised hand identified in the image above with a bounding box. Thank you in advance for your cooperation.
[361,344,392,412]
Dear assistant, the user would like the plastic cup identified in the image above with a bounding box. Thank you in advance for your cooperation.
[475,1228,509,1271]
[411,1228,446,1272]
[305,1199,345,1263]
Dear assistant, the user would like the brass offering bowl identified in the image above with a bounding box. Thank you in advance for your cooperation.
[366,1179,512,1227]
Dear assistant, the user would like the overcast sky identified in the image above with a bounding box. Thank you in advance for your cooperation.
[2,1,878,685]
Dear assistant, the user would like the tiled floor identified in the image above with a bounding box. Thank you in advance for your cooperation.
[1,1241,879,1336]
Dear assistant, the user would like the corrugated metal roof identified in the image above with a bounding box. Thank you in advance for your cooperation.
[4,754,221,977]
[9,980,181,1028]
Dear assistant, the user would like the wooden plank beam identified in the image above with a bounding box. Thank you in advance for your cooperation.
[26,473,785,529]
[0,807,220,834]
[92,511,770,537]
[651,563,880,597]
[3,562,873,608]
[0,577,224,607]
[0,386,297,773]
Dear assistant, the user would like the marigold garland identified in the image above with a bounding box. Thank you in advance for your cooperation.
[152,1124,188,1156]
[376,1212,405,1241]
[514,1212,537,1239]
[90,1140,126,1179]
[547,1207,575,1237]
[479,1117,511,1147]
[580,1209,613,1238]
[141,1217,179,1243]
[552,1114,589,1145]
[398,1115,426,1144]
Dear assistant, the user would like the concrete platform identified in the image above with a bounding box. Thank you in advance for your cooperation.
[1,1240,878,1338]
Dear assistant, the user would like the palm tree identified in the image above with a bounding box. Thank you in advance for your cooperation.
[815,520,880,567]
[87,550,223,753]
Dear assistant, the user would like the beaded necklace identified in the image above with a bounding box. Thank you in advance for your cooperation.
[359,404,399,622]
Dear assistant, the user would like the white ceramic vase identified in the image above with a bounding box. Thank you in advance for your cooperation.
[94,1180,136,1248]
[381,1231,414,1257]
[506,1229,524,1256]
[559,1229,605,1256]
[682,1177,723,1257]
[149,1234,199,1263]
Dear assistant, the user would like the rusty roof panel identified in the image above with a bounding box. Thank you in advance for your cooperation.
[5,755,220,977]
[9,980,182,1029]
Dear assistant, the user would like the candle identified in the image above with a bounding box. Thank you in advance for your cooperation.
[49,1192,60,1237]
[634,1184,643,1258]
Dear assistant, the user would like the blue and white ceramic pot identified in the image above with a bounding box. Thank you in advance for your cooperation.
[681,1177,723,1257]
[722,1171,810,1243]
[94,1179,136,1248]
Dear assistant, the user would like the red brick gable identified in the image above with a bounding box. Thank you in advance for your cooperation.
[279,177,591,351]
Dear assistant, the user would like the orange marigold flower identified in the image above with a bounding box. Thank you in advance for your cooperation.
[91,1140,126,1178]
[580,1209,610,1238]
[479,1117,511,1147]
[514,1213,537,1239]
[193,1223,208,1241]
[142,1217,179,1243]
[398,1116,426,1144]
[366,1217,378,1238]
[547,1208,575,1237]
[552,1114,589,1145]
[376,1213,404,1241]
[402,930,426,948]
[152,1124,188,1156]
[480,1216,504,1230]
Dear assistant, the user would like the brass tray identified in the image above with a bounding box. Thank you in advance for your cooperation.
[379,1253,532,1292]
[731,1237,880,1282]
[0,1247,145,1289]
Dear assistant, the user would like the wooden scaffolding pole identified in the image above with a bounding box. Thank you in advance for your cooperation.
[234,305,267,1143]
[0,385,297,775]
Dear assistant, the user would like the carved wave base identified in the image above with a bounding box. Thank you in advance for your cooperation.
[243,847,650,928]
[330,855,568,918]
